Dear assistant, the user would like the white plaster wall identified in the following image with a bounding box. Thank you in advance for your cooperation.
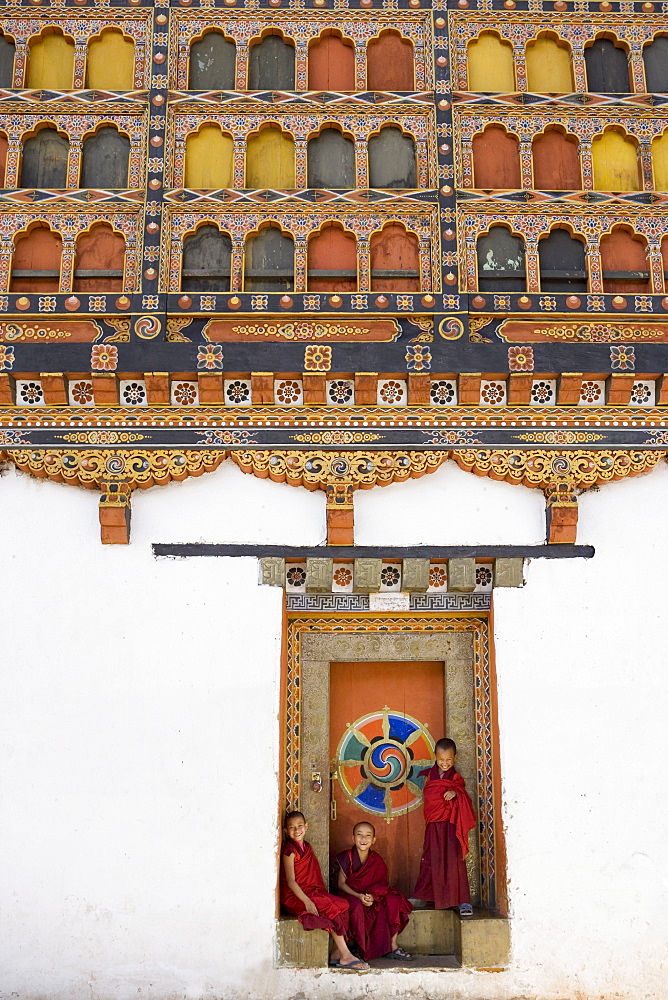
[1,458,667,1000]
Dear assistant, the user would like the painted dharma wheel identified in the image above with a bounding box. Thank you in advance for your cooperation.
[335,709,435,819]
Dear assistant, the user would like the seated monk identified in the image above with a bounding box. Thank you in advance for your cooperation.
[336,821,413,962]
[280,811,369,971]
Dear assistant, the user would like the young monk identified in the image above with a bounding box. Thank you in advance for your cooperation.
[336,821,413,962]
[280,811,369,971]
[412,737,477,916]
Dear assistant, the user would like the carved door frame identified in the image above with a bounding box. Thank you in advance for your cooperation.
[283,612,504,911]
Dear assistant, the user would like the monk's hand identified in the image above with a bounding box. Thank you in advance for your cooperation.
[361,893,374,907]
[444,790,456,801]
[305,899,319,916]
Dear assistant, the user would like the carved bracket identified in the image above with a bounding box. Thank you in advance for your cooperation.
[1,447,665,546]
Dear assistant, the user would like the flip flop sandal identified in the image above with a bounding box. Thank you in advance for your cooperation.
[328,960,340,967]
[338,959,370,971]
[385,948,414,960]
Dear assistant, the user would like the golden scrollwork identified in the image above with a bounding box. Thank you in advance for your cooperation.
[229,450,449,491]
[452,449,664,490]
[10,449,226,490]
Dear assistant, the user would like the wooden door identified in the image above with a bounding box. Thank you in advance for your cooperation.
[329,660,443,898]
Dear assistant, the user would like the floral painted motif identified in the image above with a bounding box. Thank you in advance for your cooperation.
[70,381,94,405]
[225,380,251,404]
[286,566,307,587]
[304,344,332,372]
[480,381,506,405]
[539,296,557,311]
[579,381,603,404]
[333,567,353,587]
[381,566,401,587]
[405,344,432,371]
[508,346,534,372]
[197,344,224,370]
[610,345,635,371]
[0,345,15,370]
[38,297,56,312]
[18,381,43,405]
[531,380,555,405]
[122,382,147,406]
[476,566,493,588]
[630,381,654,405]
[328,380,354,405]
[88,296,107,312]
[91,344,118,371]
[276,380,303,404]
[303,295,321,310]
[172,382,198,406]
[379,380,406,405]
[431,380,456,405]
[429,566,447,589]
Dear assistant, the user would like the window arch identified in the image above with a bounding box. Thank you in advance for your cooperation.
[74,223,125,292]
[181,224,231,292]
[600,227,650,293]
[472,125,520,189]
[643,36,668,93]
[591,130,640,191]
[466,32,515,92]
[525,35,574,93]
[0,32,16,88]
[81,126,130,188]
[308,223,357,292]
[26,31,74,90]
[477,226,526,291]
[246,126,295,189]
[308,31,355,91]
[185,125,234,189]
[10,223,61,292]
[188,31,236,90]
[652,130,668,190]
[538,229,587,292]
[366,30,414,91]
[307,127,355,188]
[86,29,134,90]
[244,225,294,292]
[368,126,416,189]
[370,223,420,291]
[248,34,295,90]
[532,127,581,190]
[20,128,69,188]
[584,37,630,93]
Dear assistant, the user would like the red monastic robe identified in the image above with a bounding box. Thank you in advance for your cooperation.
[280,839,350,937]
[336,847,412,960]
[412,765,476,909]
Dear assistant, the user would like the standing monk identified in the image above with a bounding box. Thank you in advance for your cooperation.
[412,737,477,916]
[336,821,413,961]
[280,811,369,970]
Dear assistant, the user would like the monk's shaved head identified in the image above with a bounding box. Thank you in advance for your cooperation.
[285,810,305,824]
[353,821,376,836]
[435,737,457,754]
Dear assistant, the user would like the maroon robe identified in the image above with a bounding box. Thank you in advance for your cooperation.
[280,839,350,936]
[336,847,412,960]
[412,765,476,909]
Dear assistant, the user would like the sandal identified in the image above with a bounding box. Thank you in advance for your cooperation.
[459,903,473,917]
[385,947,414,960]
[338,959,370,971]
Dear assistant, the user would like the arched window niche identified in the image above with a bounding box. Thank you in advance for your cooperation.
[368,125,416,189]
[525,34,574,93]
[20,127,69,188]
[248,33,295,90]
[188,31,236,91]
[466,32,515,92]
[308,31,355,91]
[370,223,420,291]
[182,224,232,292]
[26,30,74,90]
[584,36,631,93]
[246,126,295,189]
[74,223,125,292]
[591,129,640,191]
[600,227,651,293]
[244,224,294,292]
[0,32,16,88]
[366,30,414,91]
[538,228,587,292]
[307,127,355,189]
[11,222,62,292]
[532,127,581,190]
[185,125,234,190]
[308,223,357,292]
[643,36,668,93]
[477,225,526,291]
[86,29,135,91]
[472,125,520,189]
[81,126,130,188]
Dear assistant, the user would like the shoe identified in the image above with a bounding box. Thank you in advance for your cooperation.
[459,903,473,917]
[385,947,414,960]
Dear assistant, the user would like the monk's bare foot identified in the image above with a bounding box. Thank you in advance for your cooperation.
[338,958,370,971]
[329,950,341,965]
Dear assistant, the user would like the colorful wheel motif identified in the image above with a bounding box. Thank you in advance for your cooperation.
[335,708,435,819]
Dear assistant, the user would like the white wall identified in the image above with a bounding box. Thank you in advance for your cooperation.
[1,458,667,1000]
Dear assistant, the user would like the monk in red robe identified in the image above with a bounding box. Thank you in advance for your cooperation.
[280,811,369,970]
[336,821,413,962]
[412,737,477,914]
